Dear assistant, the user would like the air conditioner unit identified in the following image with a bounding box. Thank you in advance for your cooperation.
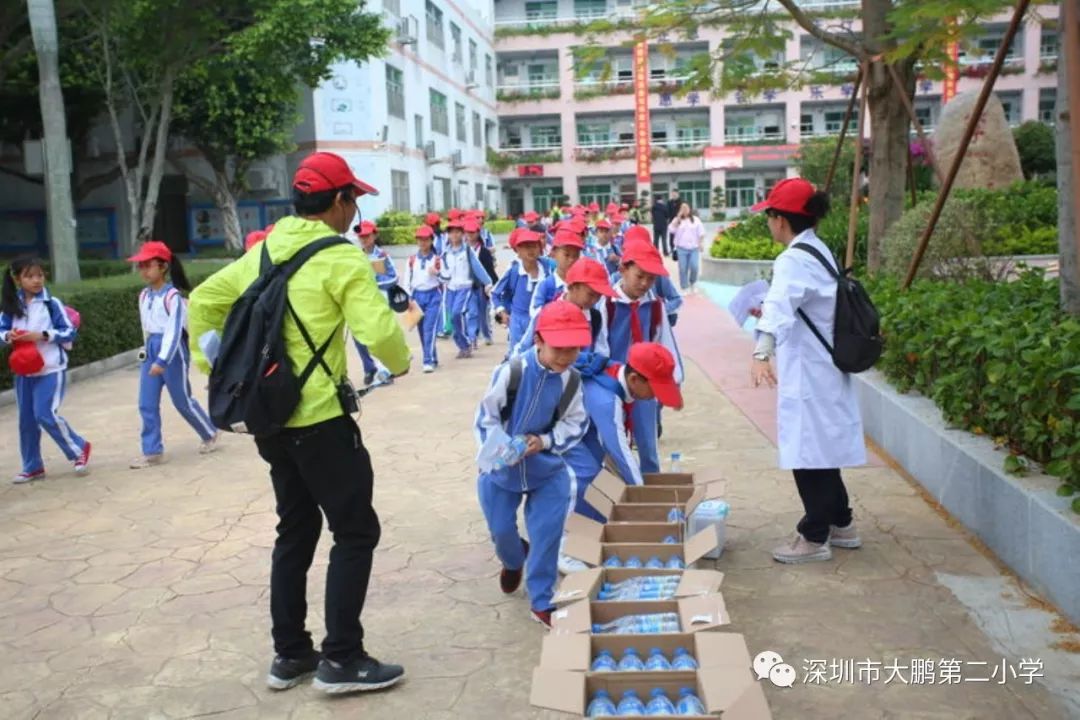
[246,167,277,191]
[424,141,436,160]
[397,15,418,45]
[466,70,479,89]
[451,150,463,167]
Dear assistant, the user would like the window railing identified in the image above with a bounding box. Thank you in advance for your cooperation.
[723,130,785,144]
[497,79,561,91]
[1039,49,1058,61]
[495,144,563,154]
[494,4,639,29]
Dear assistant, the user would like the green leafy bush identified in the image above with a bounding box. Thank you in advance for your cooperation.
[709,236,781,260]
[1013,121,1056,179]
[984,226,1059,256]
[708,205,868,265]
[0,263,225,392]
[881,198,995,281]
[374,210,418,228]
[376,221,515,246]
[868,272,1080,496]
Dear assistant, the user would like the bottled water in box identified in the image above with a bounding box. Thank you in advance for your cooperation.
[687,499,729,559]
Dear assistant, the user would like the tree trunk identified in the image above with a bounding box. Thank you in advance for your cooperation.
[27,0,80,283]
[213,166,243,253]
[865,59,915,272]
[1059,19,1080,315]
[137,68,177,242]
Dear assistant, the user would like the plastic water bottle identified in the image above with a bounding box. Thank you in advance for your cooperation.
[667,507,685,523]
[624,555,643,569]
[493,436,528,471]
[645,648,672,671]
[662,535,679,544]
[374,367,393,385]
[598,587,675,601]
[646,688,677,715]
[591,612,681,634]
[603,555,623,568]
[591,649,618,672]
[586,689,618,717]
[617,647,645,671]
[598,576,679,600]
[644,555,665,569]
[617,689,646,716]
[676,688,707,716]
[669,452,682,473]
[665,555,685,569]
[671,647,699,671]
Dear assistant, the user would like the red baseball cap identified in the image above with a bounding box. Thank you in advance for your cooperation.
[127,240,172,264]
[623,225,652,246]
[621,238,669,277]
[415,225,435,239]
[448,208,463,220]
[292,152,378,196]
[523,211,540,222]
[535,300,593,348]
[355,220,378,237]
[594,219,612,230]
[511,229,544,248]
[606,202,619,214]
[566,259,615,297]
[628,342,683,409]
[751,177,815,216]
[568,218,588,235]
[8,341,45,376]
[587,202,600,213]
[553,230,585,249]
[425,212,441,225]
[244,230,267,252]
[462,219,481,234]
[447,219,464,230]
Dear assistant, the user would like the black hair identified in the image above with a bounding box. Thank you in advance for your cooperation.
[770,191,831,235]
[1,255,45,318]
[292,185,355,216]
[167,255,191,292]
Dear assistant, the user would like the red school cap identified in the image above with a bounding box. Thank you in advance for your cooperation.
[523,211,540,222]
[511,229,544,248]
[292,152,378,195]
[622,225,651,246]
[628,342,683,409]
[425,212,442,225]
[356,220,378,237]
[566,258,615,297]
[415,225,435,239]
[621,237,669,277]
[553,230,585,249]
[462,219,481,234]
[127,240,172,263]
[535,300,593,348]
[750,177,816,216]
[594,219,612,230]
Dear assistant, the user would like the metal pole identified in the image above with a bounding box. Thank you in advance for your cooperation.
[885,61,945,184]
[902,0,1032,288]
[824,65,863,194]
[846,64,868,269]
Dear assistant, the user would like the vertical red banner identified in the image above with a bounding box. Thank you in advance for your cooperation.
[633,39,651,184]
[943,20,959,103]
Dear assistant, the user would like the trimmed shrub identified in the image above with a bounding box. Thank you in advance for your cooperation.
[881,198,996,281]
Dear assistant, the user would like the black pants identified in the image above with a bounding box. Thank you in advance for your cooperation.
[255,415,381,663]
[793,468,853,544]
[653,225,670,255]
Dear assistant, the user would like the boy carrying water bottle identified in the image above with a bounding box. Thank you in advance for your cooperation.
[474,301,590,627]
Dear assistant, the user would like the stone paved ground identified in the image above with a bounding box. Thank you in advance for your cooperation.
[0,290,1076,719]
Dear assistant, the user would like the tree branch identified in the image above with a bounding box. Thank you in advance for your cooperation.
[74,165,122,203]
[773,0,866,60]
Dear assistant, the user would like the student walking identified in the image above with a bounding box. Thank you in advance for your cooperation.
[667,202,706,293]
[465,219,498,347]
[405,226,444,373]
[0,256,91,482]
[749,177,866,565]
[354,221,398,386]
[128,241,218,469]
[440,220,492,359]
[474,301,590,627]
[530,230,584,314]
[492,229,554,351]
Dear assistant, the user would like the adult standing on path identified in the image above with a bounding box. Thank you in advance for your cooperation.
[188,152,412,695]
[748,177,866,565]
[651,192,670,257]
[667,202,706,293]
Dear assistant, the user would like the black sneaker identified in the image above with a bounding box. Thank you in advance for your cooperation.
[363,371,376,386]
[312,655,406,695]
[266,652,320,690]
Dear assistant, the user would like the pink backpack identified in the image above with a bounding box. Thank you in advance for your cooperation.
[62,306,80,351]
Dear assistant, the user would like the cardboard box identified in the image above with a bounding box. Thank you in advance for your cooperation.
[531,632,771,718]
[551,594,731,635]
[584,472,727,522]
[565,513,683,545]
[552,567,724,606]
[640,467,726,487]
[563,519,721,569]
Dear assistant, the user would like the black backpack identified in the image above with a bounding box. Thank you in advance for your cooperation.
[500,356,581,429]
[208,236,349,436]
[792,243,883,374]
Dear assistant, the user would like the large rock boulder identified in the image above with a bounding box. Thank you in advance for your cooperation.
[933,90,1024,190]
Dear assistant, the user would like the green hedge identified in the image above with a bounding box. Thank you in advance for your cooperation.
[709,206,868,262]
[0,262,226,392]
[868,272,1080,501]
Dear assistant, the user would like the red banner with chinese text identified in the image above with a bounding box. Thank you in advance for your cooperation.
[633,39,651,184]
[943,21,959,103]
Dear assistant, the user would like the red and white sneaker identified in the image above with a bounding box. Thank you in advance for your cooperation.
[13,468,46,484]
[74,442,92,475]
[530,608,553,628]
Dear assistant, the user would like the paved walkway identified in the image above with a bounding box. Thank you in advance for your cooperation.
[0,286,1076,718]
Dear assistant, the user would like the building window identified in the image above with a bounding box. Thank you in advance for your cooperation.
[726,177,757,209]
[528,63,556,86]
[525,0,557,20]
[824,110,856,134]
[450,22,463,64]
[1039,88,1057,125]
[469,39,478,73]
[577,122,610,146]
[485,54,494,87]
[472,111,482,147]
[475,182,484,206]
[914,105,933,130]
[1040,29,1058,60]
[384,0,401,16]
[391,170,410,211]
[675,125,708,148]
[437,177,452,209]
[800,113,814,137]
[533,186,564,213]
[996,91,1021,125]
[425,1,444,49]
[455,102,467,142]
[579,183,612,208]
[386,65,405,119]
[574,0,606,20]
[415,113,425,148]
[676,180,710,212]
[430,90,449,134]
[530,125,561,148]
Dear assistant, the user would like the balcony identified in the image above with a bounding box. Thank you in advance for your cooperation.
[723,129,786,145]
[487,145,564,171]
[496,79,561,102]
[572,137,707,163]
[571,74,693,100]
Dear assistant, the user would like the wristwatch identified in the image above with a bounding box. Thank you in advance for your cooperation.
[752,351,771,361]
[41,330,50,341]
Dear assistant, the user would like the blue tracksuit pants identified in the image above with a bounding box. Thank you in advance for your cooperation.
[15,371,87,473]
[139,335,216,456]
[631,398,660,473]
[508,312,531,351]
[353,341,378,377]
[413,288,442,366]
[477,292,492,343]
[478,470,569,612]
[563,445,607,523]
[446,287,476,350]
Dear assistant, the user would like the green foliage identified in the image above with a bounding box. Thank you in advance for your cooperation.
[374,219,515,245]
[882,198,994,281]
[496,87,560,102]
[486,147,562,172]
[796,136,858,202]
[707,207,869,265]
[867,271,1080,497]
[1012,121,1057,179]
[0,262,225,392]
[709,236,782,260]
[374,210,422,228]
[379,227,424,246]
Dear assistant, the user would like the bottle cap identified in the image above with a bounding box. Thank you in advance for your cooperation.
[595,689,610,698]
[650,647,663,654]
[679,687,693,695]
[651,688,667,698]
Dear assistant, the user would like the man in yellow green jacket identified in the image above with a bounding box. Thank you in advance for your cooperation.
[188,152,410,696]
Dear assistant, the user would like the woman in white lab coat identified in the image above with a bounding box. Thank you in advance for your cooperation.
[749,177,866,564]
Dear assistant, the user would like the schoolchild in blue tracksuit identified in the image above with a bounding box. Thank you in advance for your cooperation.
[406,225,444,373]
[424,212,446,254]
[492,229,554,352]
[440,221,492,359]
[465,220,498,348]
[597,228,684,473]
[530,230,584,316]
[1,256,91,483]
[128,241,218,468]
[588,219,622,277]
[354,221,399,385]
[474,301,590,627]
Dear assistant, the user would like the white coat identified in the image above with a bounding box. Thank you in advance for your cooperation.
[756,228,866,470]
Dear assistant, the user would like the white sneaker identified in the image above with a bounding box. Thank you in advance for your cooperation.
[199,434,220,455]
[829,522,862,549]
[422,364,436,373]
[558,553,589,575]
[772,534,832,564]
[130,455,164,470]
